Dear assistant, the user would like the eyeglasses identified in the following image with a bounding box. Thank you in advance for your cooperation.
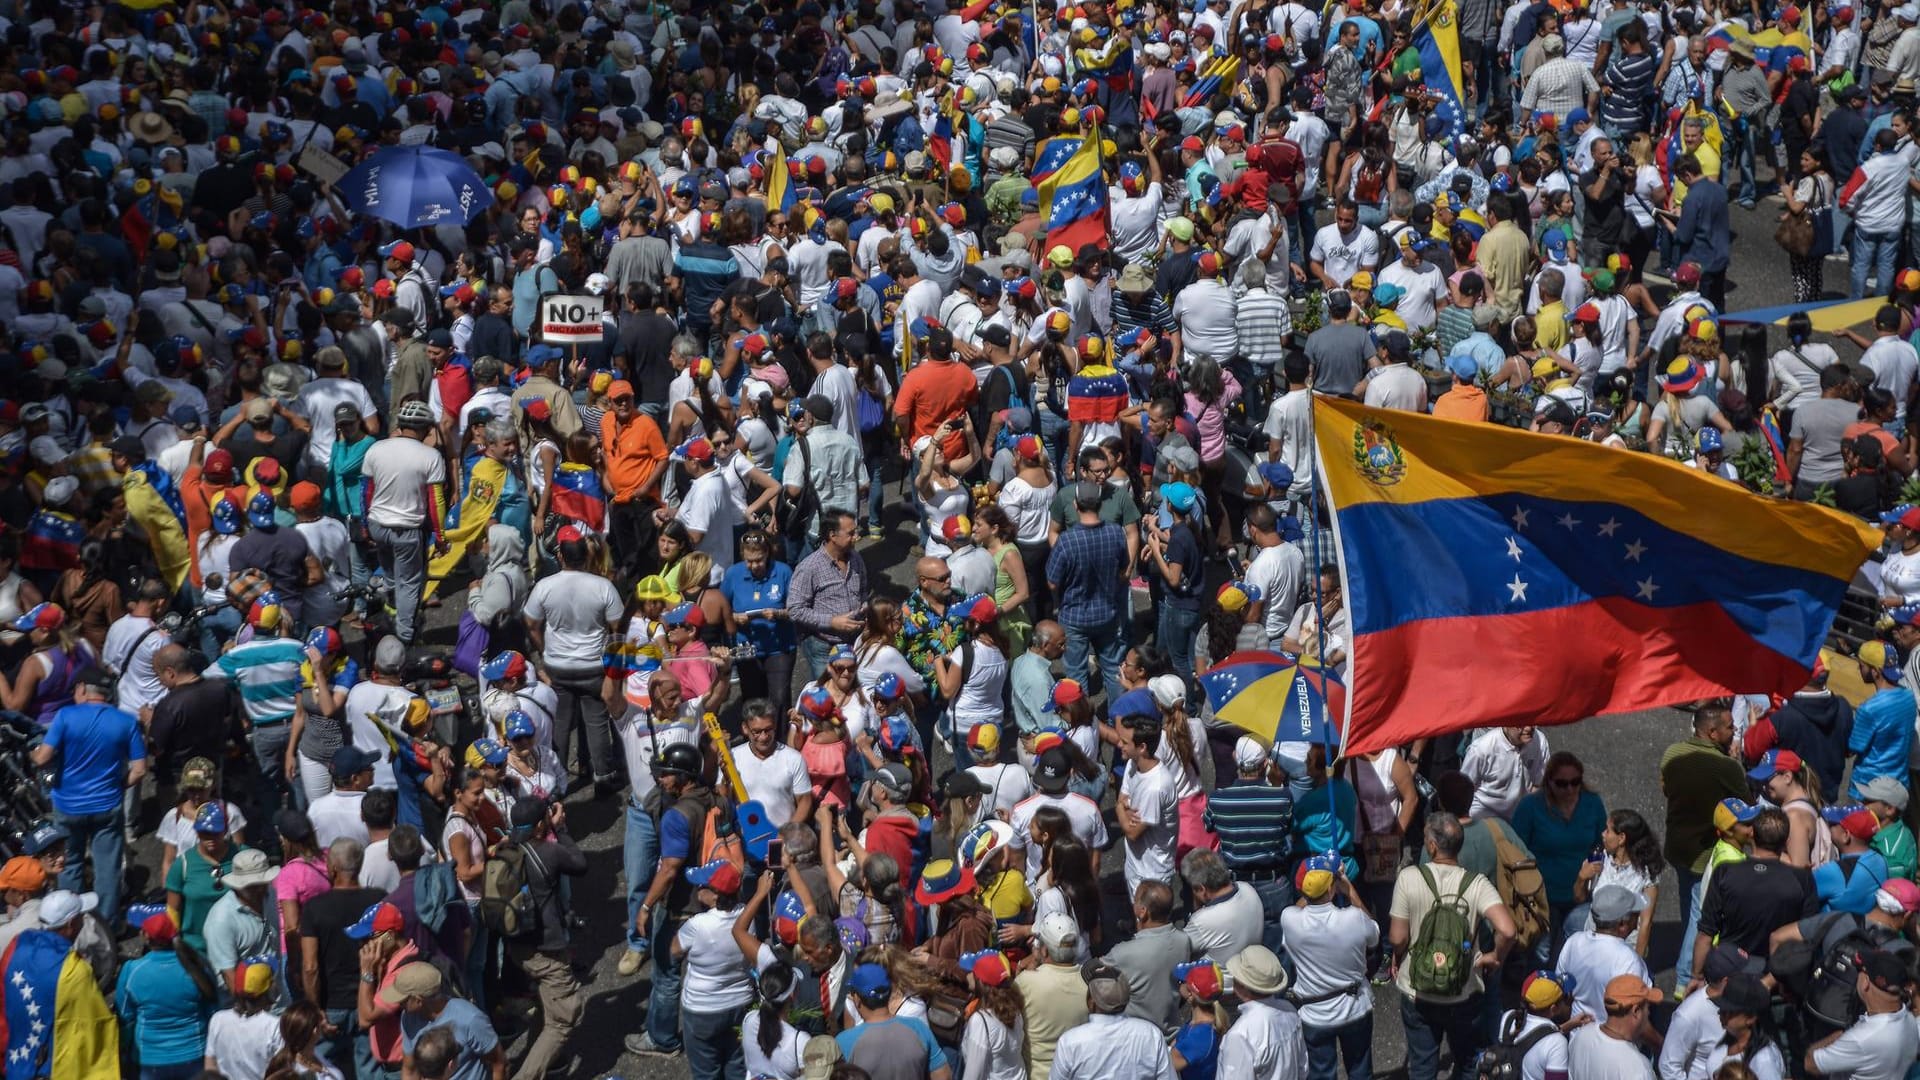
[830,663,857,676]
[1550,777,1582,789]
[921,573,951,582]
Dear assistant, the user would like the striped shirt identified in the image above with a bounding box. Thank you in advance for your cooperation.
[1235,286,1293,370]
[981,115,1036,168]
[1110,291,1175,339]
[1204,781,1296,871]
[210,636,307,725]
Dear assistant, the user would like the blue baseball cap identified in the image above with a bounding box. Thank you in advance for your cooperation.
[1257,461,1294,490]
[23,821,68,853]
[1159,481,1198,513]
[470,738,509,766]
[331,746,379,780]
[1446,353,1481,381]
[247,490,277,528]
[848,962,892,1002]
[1822,802,1869,824]
[504,710,536,740]
[1718,797,1761,824]
[193,802,229,835]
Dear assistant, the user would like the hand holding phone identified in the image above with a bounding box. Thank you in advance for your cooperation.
[767,839,786,870]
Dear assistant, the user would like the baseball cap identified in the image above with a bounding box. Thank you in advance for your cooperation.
[848,963,892,1003]
[1083,959,1131,1011]
[686,859,744,894]
[1173,959,1225,1002]
[1859,775,1911,811]
[1714,973,1771,1015]
[1520,970,1575,1008]
[1713,797,1761,832]
[1862,949,1911,993]
[1702,943,1767,982]
[331,746,379,780]
[378,962,445,1005]
[1035,911,1081,954]
[22,822,67,855]
[1747,748,1803,780]
[0,856,45,893]
[193,801,229,835]
[1232,736,1268,771]
[1590,884,1648,923]
[1859,639,1904,682]
[39,890,97,926]
[961,950,1016,987]
[1876,877,1920,914]
[1602,975,1658,1009]
[344,901,406,939]
[1045,679,1086,712]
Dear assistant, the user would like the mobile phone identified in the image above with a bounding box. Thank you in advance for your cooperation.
[767,839,786,870]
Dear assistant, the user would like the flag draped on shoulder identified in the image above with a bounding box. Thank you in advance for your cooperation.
[549,462,608,531]
[0,930,117,1080]
[1037,134,1109,256]
[1311,397,1877,754]
[1066,362,1129,422]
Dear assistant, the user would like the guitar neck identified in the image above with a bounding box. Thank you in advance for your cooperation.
[701,713,750,803]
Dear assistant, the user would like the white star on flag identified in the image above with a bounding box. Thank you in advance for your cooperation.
[1624,539,1647,562]
[1556,512,1581,529]
[1507,575,1529,602]
[1505,536,1523,561]
[1511,507,1530,530]
[1636,577,1660,601]
[24,1000,38,1018]
[1597,517,1621,537]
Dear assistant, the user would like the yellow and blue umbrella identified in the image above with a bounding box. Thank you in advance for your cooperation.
[1199,650,1347,745]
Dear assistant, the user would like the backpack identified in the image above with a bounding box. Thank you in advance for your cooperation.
[857,386,886,434]
[1770,915,1899,1031]
[477,841,547,939]
[1487,824,1551,950]
[1475,1011,1557,1080]
[1409,865,1482,998]
[699,801,748,871]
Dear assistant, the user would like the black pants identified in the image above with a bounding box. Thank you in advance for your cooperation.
[608,498,659,590]
[1699,269,1728,311]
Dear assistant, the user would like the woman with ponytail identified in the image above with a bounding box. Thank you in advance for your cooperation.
[742,963,810,1080]
[1754,750,1830,869]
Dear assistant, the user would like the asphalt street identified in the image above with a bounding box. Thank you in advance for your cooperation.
[121,195,1813,1080]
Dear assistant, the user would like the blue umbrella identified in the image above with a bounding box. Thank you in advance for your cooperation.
[337,145,494,229]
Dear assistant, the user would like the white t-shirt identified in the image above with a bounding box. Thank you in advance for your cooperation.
[945,640,1008,734]
[1261,389,1315,499]
[960,1007,1028,1080]
[1556,930,1650,1021]
[1171,279,1239,360]
[292,378,378,469]
[104,613,166,711]
[677,469,741,572]
[158,801,248,855]
[1495,1011,1569,1080]
[307,789,371,850]
[1185,881,1265,965]
[1279,903,1378,1028]
[1568,1023,1654,1080]
[1310,223,1380,287]
[1701,1041,1786,1080]
[996,476,1056,545]
[1012,792,1109,880]
[677,905,756,1012]
[1119,761,1177,893]
[732,743,812,827]
[525,571,624,670]
[1378,260,1448,333]
[206,1007,284,1080]
[1245,541,1307,646]
[342,681,411,790]
[360,437,447,529]
[967,762,1034,823]
[741,1011,809,1080]
[1809,1011,1920,1080]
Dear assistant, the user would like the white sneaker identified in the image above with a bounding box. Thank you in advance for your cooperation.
[616,949,645,977]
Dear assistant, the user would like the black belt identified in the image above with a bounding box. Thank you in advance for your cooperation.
[1237,865,1291,883]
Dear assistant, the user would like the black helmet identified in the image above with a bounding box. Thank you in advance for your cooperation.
[653,743,702,780]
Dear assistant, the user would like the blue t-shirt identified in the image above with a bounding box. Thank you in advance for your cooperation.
[835,1016,947,1074]
[114,951,213,1067]
[720,560,799,657]
[1511,790,1610,906]
[1848,688,1916,797]
[44,702,145,815]
[400,998,499,1080]
[1293,778,1360,879]
[660,801,698,862]
[1813,851,1890,916]
[1173,1020,1220,1080]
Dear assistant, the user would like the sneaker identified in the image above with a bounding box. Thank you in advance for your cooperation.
[616,949,645,977]
[625,1033,678,1056]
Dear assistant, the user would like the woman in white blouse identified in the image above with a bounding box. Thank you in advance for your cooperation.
[1880,509,1920,608]
[740,964,811,1080]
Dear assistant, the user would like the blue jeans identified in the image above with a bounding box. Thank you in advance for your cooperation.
[645,908,686,1050]
[139,1063,205,1080]
[1673,869,1704,987]
[624,801,658,953]
[1157,603,1205,702]
[1062,619,1127,699]
[1304,1014,1374,1080]
[683,1003,748,1080]
[1853,230,1901,299]
[318,1006,379,1080]
[250,724,292,849]
[1401,992,1486,1080]
[801,636,833,681]
[54,805,124,923]
[1732,121,1759,204]
[1039,408,1072,479]
[1249,876,1296,956]
[367,520,427,643]
[463,900,492,1013]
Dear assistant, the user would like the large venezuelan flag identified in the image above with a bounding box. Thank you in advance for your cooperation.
[1038,134,1109,256]
[0,930,117,1080]
[1313,397,1877,754]
[763,141,795,215]
[1412,0,1468,137]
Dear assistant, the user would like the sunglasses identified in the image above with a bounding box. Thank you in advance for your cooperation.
[1550,777,1582,789]
[829,663,857,675]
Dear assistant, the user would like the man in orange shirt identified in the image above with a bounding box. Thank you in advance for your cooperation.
[1432,354,1490,423]
[179,442,244,589]
[599,381,669,585]
[893,321,979,462]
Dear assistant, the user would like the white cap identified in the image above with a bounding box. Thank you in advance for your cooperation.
[1148,674,1187,709]
[28,435,61,466]
[585,273,611,296]
[1233,736,1269,771]
[40,890,97,927]
[43,476,78,506]
[1035,911,1081,952]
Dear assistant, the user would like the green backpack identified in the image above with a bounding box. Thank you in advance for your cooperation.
[1409,865,1481,998]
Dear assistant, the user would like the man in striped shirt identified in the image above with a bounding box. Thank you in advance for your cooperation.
[1204,736,1298,952]
[206,593,308,819]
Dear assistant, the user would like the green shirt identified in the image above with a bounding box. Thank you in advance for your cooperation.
[1873,819,1918,882]
[1659,737,1750,875]
[1699,837,1748,897]
[1048,484,1142,531]
[164,844,239,953]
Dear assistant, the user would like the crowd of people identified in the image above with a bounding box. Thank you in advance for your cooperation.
[3,0,1920,1076]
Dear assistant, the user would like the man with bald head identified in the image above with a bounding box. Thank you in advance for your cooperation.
[902,554,963,752]
[148,643,239,785]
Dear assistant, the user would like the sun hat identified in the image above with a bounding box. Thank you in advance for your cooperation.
[218,848,280,889]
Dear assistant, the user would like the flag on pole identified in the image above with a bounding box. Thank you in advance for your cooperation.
[1037,133,1109,255]
[763,141,795,215]
[1182,54,1240,108]
[1311,396,1877,754]
[1411,0,1469,137]
[1030,135,1084,186]
[929,99,955,173]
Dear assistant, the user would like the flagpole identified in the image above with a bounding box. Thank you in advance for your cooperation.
[1308,396,1357,762]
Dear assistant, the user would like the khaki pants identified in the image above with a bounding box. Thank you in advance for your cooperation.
[506,942,584,1080]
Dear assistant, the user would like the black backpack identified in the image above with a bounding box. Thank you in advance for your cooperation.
[1770,914,1900,1032]
[1475,1012,1557,1080]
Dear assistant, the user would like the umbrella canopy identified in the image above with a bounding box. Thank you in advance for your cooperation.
[1199,650,1347,746]
[1720,297,1885,334]
[337,145,494,229]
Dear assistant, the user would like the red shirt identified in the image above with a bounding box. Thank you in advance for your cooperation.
[894,358,979,458]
